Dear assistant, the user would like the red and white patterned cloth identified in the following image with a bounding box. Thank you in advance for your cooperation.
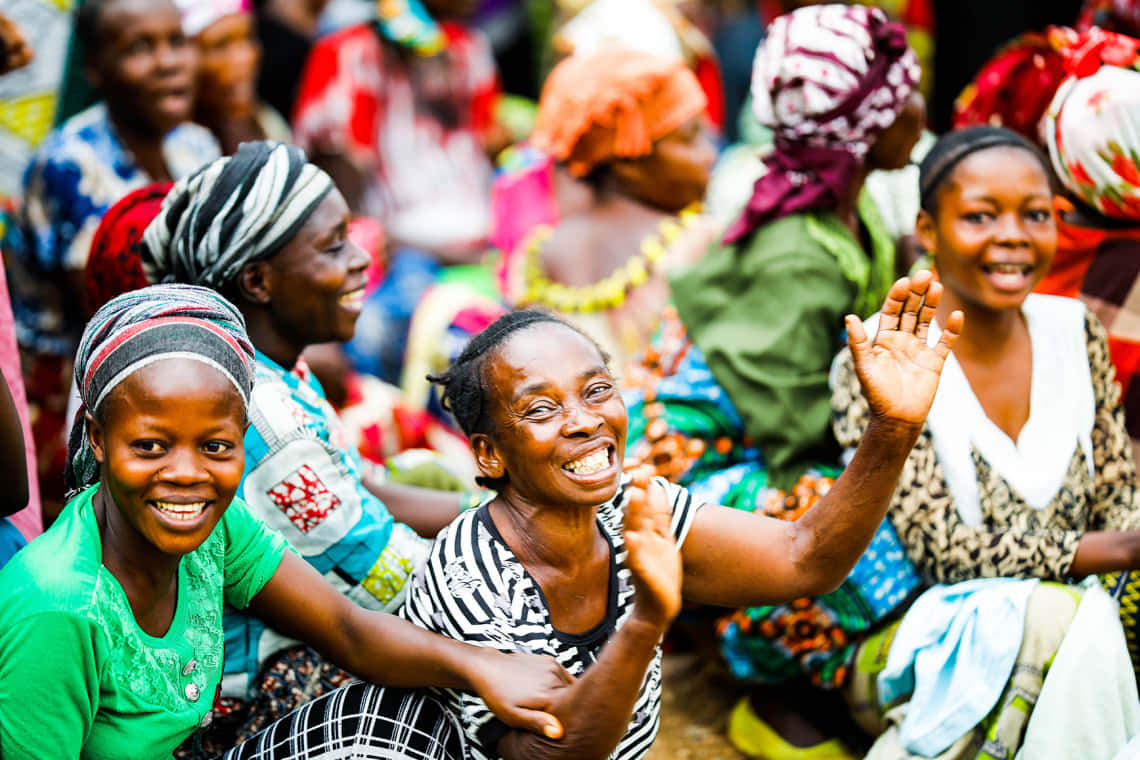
[292,23,498,255]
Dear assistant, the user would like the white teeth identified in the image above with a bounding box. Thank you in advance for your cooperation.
[338,289,365,307]
[565,448,610,475]
[987,263,1029,274]
[153,501,206,521]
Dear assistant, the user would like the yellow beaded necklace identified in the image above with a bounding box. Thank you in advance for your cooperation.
[522,204,702,314]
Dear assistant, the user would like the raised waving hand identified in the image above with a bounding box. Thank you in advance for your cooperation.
[847,270,963,427]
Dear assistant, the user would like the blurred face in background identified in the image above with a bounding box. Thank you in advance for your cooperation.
[89,0,198,136]
[196,12,260,120]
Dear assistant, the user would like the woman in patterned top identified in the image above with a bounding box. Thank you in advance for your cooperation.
[831,126,1140,756]
[0,285,569,759]
[402,277,962,760]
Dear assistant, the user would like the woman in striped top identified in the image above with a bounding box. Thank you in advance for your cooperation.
[403,273,961,760]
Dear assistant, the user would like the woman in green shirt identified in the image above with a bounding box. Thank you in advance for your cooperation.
[0,285,568,759]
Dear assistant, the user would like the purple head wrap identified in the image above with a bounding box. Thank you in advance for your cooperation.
[725,4,921,244]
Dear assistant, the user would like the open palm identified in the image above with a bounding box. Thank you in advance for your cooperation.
[848,271,963,427]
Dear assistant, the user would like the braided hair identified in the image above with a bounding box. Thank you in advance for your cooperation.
[428,309,604,489]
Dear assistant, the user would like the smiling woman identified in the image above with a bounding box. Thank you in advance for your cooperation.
[0,284,570,759]
[403,281,964,760]
[139,141,489,746]
[5,0,220,521]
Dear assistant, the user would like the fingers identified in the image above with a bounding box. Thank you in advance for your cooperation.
[506,707,564,739]
[876,276,913,333]
[933,309,964,362]
[915,280,941,344]
[846,314,871,367]
[897,270,933,334]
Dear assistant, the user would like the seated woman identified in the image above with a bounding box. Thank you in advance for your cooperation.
[4,0,220,519]
[506,47,719,372]
[400,274,962,760]
[137,143,486,745]
[626,3,924,513]
[620,10,925,743]
[0,284,567,758]
[828,126,1140,758]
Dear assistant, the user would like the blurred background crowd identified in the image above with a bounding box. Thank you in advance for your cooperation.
[9,0,1140,757]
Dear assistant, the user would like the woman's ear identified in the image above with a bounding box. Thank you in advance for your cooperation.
[86,412,107,464]
[470,433,505,484]
[915,208,938,262]
[237,261,273,305]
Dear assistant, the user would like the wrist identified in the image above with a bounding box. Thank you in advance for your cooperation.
[864,413,923,445]
[625,608,671,640]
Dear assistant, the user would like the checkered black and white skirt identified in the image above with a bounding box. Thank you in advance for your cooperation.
[220,681,466,760]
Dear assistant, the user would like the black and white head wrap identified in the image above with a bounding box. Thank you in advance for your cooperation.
[141,141,335,290]
[66,284,256,496]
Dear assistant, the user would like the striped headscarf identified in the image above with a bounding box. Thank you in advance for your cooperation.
[725,4,920,243]
[66,284,256,495]
[142,141,334,290]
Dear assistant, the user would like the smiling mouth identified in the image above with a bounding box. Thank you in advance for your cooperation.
[150,500,207,521]
[981,262,1033,275]
[563,446,613,476]
[338,288,365,308]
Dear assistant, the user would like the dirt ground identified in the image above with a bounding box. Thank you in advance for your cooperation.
[646,654,747,760]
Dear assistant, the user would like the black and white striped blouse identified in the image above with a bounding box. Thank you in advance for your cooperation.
[402,477,702,760]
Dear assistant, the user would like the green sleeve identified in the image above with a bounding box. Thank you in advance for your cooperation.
[0,612,104,757]
[675,228,854,491]
[221,497,289,610]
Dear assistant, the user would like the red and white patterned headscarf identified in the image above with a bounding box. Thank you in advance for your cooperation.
[726,4,920,243]
[1045,31,1140,220]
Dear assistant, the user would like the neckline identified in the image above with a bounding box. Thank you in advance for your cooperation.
[523,203,702,314]
[476,504,620,647]
[79,487,192,646]
[942,305,1037,451]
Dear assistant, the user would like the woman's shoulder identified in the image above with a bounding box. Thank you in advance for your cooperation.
[0,494,104,626]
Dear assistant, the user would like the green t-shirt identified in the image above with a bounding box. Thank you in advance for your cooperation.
[0,486,287,759]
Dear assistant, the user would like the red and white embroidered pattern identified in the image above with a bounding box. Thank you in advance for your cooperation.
[266,465,341,533]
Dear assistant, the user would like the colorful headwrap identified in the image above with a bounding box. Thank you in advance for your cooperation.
[724,4,920,244]
[1046,61,1140,221]
[142,141,334,290]
[952,28,1072,145]
[66,284,256,495]
[530,48,708,178]
[173,0,252,36]
[85,183,172,315]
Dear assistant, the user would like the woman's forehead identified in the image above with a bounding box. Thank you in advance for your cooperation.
[489,324,608,392]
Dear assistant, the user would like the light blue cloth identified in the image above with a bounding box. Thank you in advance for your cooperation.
[879,578,1039,757]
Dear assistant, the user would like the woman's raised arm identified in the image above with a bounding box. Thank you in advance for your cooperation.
[680,272,963,607]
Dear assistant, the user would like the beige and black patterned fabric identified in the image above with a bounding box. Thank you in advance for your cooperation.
[831,312,1140,585]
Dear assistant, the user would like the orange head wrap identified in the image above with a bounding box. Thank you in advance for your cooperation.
[531,48,707,178]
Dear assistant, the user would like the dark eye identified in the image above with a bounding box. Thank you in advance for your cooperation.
[587,382,613,399]
[1026,209,1052,223]
[526,403,556,420]
[132,440,165,455]
[125,38,152,55]
[963,211,992,224]
[203,441,233,455]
